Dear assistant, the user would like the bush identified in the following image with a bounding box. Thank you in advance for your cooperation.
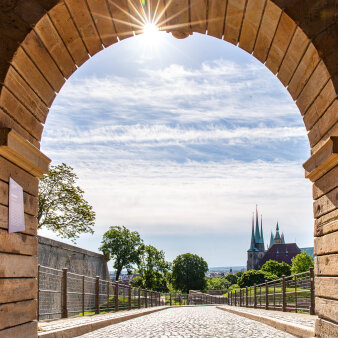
[291,251,314,274]
[237,270,278,288]
[205,277,231,290]
[261,260,291,277]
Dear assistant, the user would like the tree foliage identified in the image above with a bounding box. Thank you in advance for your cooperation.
[291,251,314,274]
[237,270,278,288]
[261,260,291,278]
[38,163,95,242]
[224,273,238,285]
[131,245,170,292]
[205,277,231,290]
[99,226,144,281]
[171,253,208,293]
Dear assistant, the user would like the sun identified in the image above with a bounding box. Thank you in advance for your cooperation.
[143,22,159,36]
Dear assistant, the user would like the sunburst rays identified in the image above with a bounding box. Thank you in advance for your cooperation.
[101,0,212,39]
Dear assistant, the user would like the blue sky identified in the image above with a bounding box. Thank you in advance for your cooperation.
[39,31,314,269]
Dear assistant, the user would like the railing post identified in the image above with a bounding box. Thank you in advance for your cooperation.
[179,294,182,305]
[138,288,141,308]
[115,281,119,312]
[95,276,100,314]
[61,268,68,318]
[234,290,237,306]
[170,293,172,306]
[295,275,298,313]
[145,289,148,308]
[254,284,257,308]
[128,286,132,310]
[282,275,286,312]
[265,281,269,310]
[245,287,248,307]
[82,276,85,316]
[310,268,315,315]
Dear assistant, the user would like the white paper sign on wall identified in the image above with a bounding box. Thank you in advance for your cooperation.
[8,177,25,233]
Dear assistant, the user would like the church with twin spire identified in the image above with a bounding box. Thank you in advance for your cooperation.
[247,207,301,270]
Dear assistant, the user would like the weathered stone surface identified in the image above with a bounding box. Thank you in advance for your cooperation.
[303,83,336,131]
[253,1,282,63]
[4,66,48,123]
[315,254,338,276]
[0,278,37,304]
[314,209,338,237]
[0,155,38,196]
[315,297,338,324]
[0,300,37,331]
[207,0,227,39]
[0,204,37,236]
[0,229,37,256]
[48,2,89,67]
[315,318,338,337]
[287,43,321,100]
[296,60,331,115]
[315,231,338,256]
[238,0,265,54]
[313,187,337,219]
[0,87,43,141]
[64,0,103,57]
[308,100,338,148]
[315,277,338,300]
[38,236,109,280]
[223,0,246,46]
[108,0,134,40]
[34,14,76,79]
[265,12,296,75]
[0,253,38,278]
[313,165,338,200]
[190,0,207,34]
[87,0,117,47]
[0,180,38,216]
[11,47,56,107]
[277,27,310,87]
[0,320,37,338]
[21,30,65,92]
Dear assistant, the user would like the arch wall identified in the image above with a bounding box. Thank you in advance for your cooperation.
[0,1,336,337]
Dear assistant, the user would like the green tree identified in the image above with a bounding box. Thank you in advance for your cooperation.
[38,163,95,242]
[99,226,144,281]
[291,251,314,274]
[206,277,231,290]
[261,260,291,277]
[224,273,238,285]
[131,245,170,292]
[237,270,278,288]
[171,253,208,293]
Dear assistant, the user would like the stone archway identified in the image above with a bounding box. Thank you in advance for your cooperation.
[0,1,336,337]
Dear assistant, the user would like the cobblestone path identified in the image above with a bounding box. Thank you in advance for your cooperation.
[79,306,296,337]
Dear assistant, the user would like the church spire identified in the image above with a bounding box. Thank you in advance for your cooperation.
[281,233,285,244]
[269,232,274,248]
[260,214,264,247]
[254,205,261,243]
[275,222,281,239]
[248,213,256,251]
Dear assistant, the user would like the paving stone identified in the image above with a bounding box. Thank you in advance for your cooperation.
[78,306,297,337]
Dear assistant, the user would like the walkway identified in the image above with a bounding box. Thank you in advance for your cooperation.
[78,306,298,337]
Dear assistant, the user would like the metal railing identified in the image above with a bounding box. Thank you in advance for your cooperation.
[38,266,315,320]
[225,268,315,314]
[38,266,166,320]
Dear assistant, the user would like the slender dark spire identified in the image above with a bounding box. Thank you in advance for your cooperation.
[260,214,264,246]
[281,233,285,244]
[269,232,274,248]
[254,205,261,243]
[248,213,256,251]
[275,221,281,239]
